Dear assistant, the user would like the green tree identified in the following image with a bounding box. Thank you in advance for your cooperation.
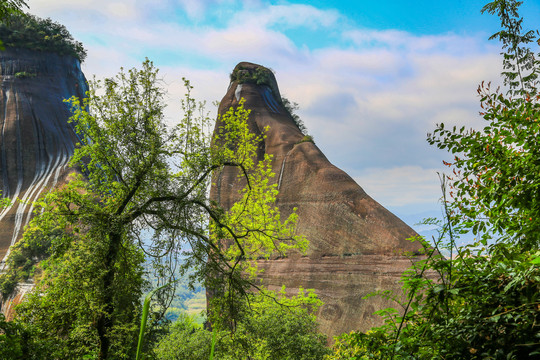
[156,288,329,360]
[3,60,305,359]
[0,0,27,49]
[0,0,27,19]
[427,0,540,250]
[327,1,540,359]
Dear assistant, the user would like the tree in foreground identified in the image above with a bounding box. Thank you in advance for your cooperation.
[156,288,329,360]
[326,1,540,359]
[1,59,306,359]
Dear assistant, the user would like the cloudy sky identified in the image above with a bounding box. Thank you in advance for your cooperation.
[26,0,540,228]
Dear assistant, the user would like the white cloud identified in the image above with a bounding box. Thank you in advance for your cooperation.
[344,29,495,55]
[25,0,505,211]
[30,0,142,22]
[354,166,443,208]
[106,2,138,19]
[230,4,340,29]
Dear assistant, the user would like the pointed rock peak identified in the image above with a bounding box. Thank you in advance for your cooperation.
[229,62,281,100]
[213,62,423,338]
[218,62,305,151]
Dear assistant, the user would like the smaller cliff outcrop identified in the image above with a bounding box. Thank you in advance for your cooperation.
[0,15,88,318]
[0,46,87,261]
[211,62,423,338]
[0,44,87,316]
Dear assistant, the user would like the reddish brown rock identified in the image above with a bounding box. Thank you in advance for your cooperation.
[0,47,87,315]
[211,62,422,338]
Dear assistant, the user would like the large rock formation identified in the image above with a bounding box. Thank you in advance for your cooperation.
[211,62,422,338]
[0,47,87,314]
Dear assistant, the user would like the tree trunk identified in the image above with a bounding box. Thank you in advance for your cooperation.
[97,231,122,360]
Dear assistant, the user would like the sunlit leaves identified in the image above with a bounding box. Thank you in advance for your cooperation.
[3,59,305,358]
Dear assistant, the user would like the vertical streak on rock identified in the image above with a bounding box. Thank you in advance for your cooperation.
[23,103,46,226]
[277,148,293,190]
[0,89,23,224]
[18,143,56,229]
[10,91,26,247]
[234,84,242,102]
[1,90,9,197]
[14,91,23,199]
[0,48,88,284]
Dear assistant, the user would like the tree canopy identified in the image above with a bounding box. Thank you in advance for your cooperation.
[0,12,86,61]
[0,0,27,23]
[0,59,306,359]
[156,288,329,360]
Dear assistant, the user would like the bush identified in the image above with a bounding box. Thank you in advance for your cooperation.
[297,134,315,144]
[0,214,54,298]
[327,236,540,359]
[281,96,309,136]
[154,314,213,360]
[157,288,330,360]
[229,65,273,86]
[14,71,36,78]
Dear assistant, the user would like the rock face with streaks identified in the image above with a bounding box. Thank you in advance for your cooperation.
[0,47,87,315]
[211,62,423,338]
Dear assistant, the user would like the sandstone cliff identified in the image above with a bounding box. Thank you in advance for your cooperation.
[211,62,423,338]
[0,47,87,314]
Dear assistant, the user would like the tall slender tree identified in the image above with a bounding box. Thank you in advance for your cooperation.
[6,60,305,359]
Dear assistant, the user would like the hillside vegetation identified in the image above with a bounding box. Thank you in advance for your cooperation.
[0,13,86,61]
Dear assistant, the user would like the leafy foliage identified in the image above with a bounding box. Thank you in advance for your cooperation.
[327,235,540,359]
[14,223,146,359]
[0,0,27,20]
[155,313,213,360]
[0,13,86,61]
[327,1,540,359]
[297,134,315,144]
[0,206,55,298]
[281,96,309,136]
[0,0,28,51]
[0,312,43,360]
[482,0,539,94]
[2,59,305,359]
[14,71,36,78]
[229,65,274,86]
[156,288,329,360]
[427,0,540,250]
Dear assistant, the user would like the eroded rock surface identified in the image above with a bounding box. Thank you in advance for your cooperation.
[211,62,422,338]
[0,47,87,315]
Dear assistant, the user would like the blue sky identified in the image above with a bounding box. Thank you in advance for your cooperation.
[27,0,540,229]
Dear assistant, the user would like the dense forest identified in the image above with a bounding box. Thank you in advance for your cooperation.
[0,0,539,359]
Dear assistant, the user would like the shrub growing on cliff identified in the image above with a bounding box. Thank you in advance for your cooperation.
[281,96,310,136]
[230,65,274,86]
[0,13,86,61]
[0,0,27,51]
